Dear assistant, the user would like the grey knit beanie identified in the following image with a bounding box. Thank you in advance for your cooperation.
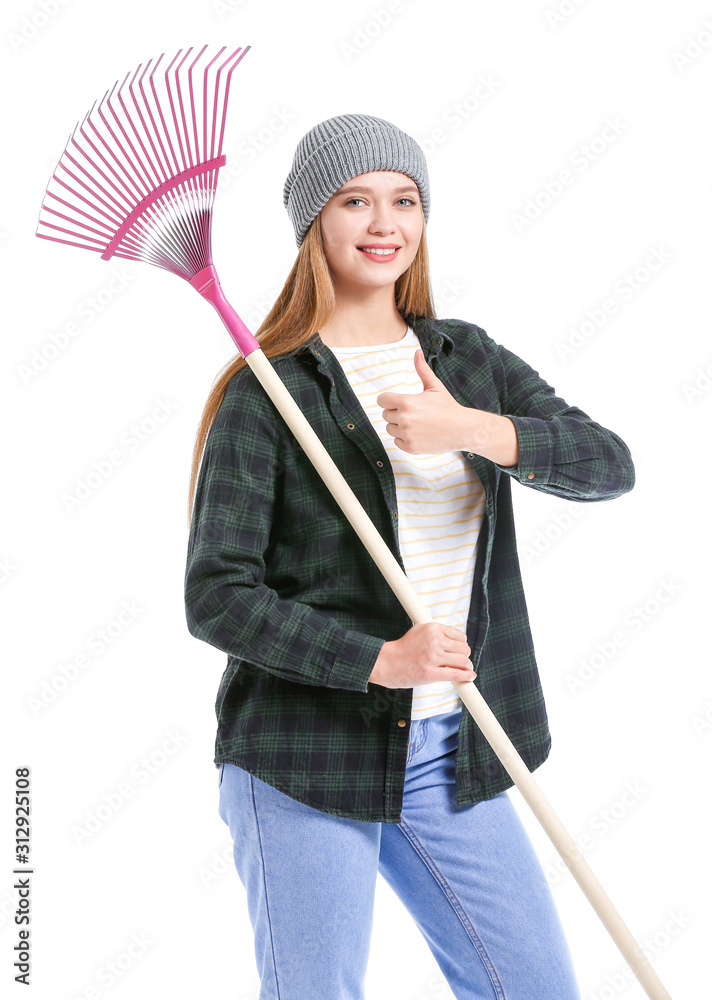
[283,113,430,247]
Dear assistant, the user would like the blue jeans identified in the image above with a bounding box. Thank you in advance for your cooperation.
[218,708,581,1000]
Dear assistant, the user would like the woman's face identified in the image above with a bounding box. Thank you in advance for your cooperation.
[318,170,424,292]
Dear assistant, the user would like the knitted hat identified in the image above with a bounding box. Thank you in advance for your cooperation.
[283,113,430,247]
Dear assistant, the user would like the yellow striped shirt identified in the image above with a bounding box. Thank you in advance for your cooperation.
[329,326,485,719]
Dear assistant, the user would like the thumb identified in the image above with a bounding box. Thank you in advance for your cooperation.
[414,348,440,388]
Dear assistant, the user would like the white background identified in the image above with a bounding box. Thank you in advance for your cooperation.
[1,0,710,997]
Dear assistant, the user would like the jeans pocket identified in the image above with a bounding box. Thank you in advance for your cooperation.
[218,762,226,787]
[406,719,428,764]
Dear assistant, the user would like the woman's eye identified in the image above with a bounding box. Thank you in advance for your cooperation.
[344,196,417,207]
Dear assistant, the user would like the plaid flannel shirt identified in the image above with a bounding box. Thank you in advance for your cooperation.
[184,315,635,822]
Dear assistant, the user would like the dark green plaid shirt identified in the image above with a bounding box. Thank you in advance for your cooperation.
[184,315,635,822]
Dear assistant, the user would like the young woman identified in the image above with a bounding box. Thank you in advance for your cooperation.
[184,113,635,1000]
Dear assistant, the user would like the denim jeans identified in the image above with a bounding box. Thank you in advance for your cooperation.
[217,708,581,1000]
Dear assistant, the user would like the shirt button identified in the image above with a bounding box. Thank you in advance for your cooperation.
[393,511,398,520]
[314,350,321,357]
[347,422,355,430]
[376,460,383,468]
[527,472,535,479]
[397,718,407,727]
[467,452,475,459]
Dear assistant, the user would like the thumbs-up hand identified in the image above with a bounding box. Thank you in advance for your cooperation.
[376,348,472,454]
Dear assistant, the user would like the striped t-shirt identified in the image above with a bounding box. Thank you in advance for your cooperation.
[329,326,486,719]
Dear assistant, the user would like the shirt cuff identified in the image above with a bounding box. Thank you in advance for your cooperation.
[326,629,386,693]
[493,415,555,485]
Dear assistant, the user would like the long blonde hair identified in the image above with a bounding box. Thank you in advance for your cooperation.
[187,209,435,527]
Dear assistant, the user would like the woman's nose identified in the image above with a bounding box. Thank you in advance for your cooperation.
[368,216,397,235]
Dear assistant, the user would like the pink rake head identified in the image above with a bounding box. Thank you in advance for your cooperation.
[36,44,260,358]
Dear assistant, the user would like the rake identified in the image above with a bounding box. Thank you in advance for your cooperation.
[35,44,673,1000]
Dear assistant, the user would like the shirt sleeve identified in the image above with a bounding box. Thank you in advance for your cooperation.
[184,371,385,693]
[479,327,636,501]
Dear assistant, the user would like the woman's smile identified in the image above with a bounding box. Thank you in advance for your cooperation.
[356,244,402,262]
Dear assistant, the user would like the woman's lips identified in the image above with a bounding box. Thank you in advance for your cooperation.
[356,246,401,263]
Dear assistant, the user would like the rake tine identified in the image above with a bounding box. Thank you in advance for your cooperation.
[103,73,155,196]
[175,49,211,258]
[217,46,250,159]
[118,60,165,193]
[148,53,181,180]
[76,102,135,210]
[163,47,192,176]
[89,89,147,203]
[201,47,225,167]
[138,54,174,185]
[186,44,209,173]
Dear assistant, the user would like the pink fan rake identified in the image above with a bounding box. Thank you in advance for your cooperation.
[36,45,673,1000]
[36,44,257,354]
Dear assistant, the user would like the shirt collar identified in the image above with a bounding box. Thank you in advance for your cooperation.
[292,314,454,364]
